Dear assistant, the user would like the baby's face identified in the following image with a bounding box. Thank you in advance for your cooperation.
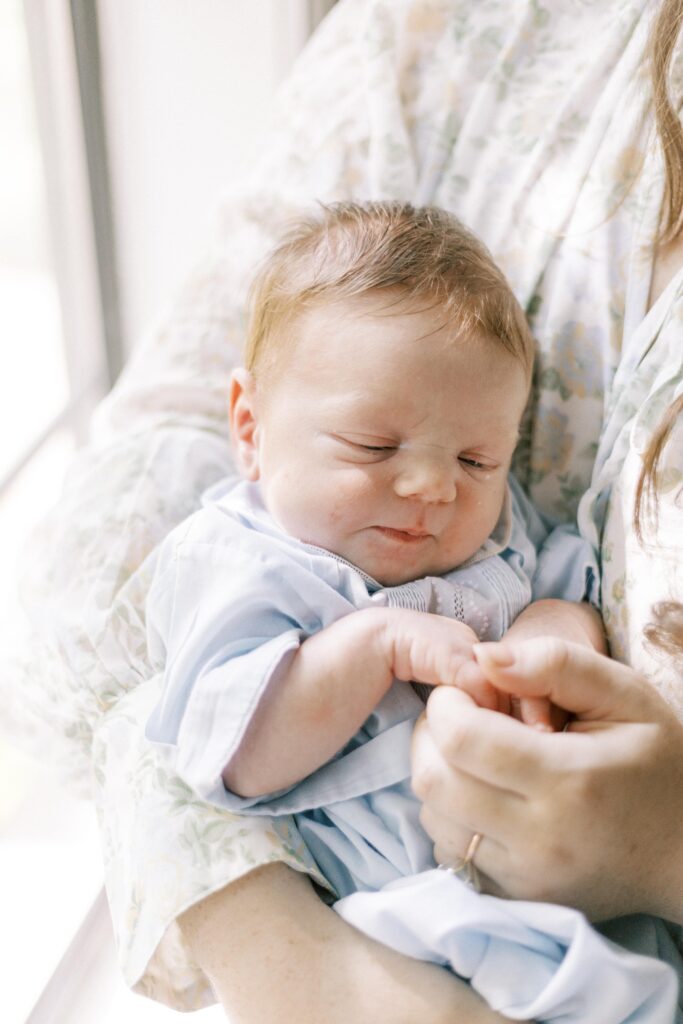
[232,293,529,586]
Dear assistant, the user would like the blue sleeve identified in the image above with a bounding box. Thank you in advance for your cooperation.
[506,474,599,605]
[533,523,600,606]
[144,513,356,805]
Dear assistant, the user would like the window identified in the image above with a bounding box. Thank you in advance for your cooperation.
[0,2,112,1020]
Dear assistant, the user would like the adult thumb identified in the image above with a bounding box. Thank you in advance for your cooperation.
[473,638,655,722]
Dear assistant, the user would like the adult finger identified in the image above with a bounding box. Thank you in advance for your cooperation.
[412,704,524,835]
[420,686,553,796]
[415,758,523,843]
[473,638,657,723]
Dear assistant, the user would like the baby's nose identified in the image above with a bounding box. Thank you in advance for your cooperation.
[393,451,456,503]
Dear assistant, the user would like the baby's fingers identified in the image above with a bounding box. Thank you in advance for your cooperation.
[453,660,509,714]
[516,696,555,732]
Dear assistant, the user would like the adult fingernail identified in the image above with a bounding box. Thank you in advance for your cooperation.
[473,642,515,668]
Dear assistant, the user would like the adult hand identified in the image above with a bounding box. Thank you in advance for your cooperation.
[411,637,683,923]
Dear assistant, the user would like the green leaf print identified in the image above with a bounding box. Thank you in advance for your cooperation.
[539,366,572,402]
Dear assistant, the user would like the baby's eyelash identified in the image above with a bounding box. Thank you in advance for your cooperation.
[332,434,398,453]
[334,434,496,469]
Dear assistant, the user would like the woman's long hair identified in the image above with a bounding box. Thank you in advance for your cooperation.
[635,0,683,657]
[650,0,683,243]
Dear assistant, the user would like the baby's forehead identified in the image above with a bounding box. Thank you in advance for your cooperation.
[296,363,523,435]
[264,292,529,412]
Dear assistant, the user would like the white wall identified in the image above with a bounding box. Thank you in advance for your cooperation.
[98,0,322,353]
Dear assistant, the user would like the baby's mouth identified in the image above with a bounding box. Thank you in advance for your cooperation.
[373,526,432,544]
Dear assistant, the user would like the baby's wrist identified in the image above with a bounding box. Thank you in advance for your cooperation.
[323,607,397,698]
[350,606,395,660]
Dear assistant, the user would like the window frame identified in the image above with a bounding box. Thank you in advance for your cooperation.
[0,0,117,501]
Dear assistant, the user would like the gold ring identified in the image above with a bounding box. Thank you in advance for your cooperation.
[463,832,483,892]
[464,831,483,866]
[439,831,484,891]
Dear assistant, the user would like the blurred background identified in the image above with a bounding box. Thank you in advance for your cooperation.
[0,2,335,1020]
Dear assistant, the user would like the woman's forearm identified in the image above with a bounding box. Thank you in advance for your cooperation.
[179,864,526,1024]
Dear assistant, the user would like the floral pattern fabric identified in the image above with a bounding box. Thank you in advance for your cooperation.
[8,0,683,1008]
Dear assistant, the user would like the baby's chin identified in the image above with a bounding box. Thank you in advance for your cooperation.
[369,565,449,587]
[297,529,477,587]
[353,552,471,588]
[345,531,482,587]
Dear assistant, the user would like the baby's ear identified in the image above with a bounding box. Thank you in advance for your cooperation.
[229,368,260,481]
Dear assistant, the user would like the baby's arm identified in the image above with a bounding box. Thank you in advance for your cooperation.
[483,599,607,730]
[504,598,606,651]
[224,609,493,798]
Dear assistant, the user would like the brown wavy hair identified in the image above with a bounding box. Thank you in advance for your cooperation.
[636,0,683,657]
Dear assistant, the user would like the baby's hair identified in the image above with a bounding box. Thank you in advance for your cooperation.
[244,201,535,378]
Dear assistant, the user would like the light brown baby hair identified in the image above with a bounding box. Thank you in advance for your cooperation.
[244,201,535,380]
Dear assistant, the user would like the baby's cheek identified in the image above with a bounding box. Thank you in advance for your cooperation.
[469,488,506,534]
[328,469,381,520]
[326,494,363,529]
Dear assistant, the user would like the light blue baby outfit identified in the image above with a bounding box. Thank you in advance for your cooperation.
[146,477,677,1023]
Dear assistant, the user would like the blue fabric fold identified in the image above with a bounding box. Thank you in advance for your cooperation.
[335,870,680,1023]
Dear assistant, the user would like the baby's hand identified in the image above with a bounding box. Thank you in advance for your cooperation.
[382,611,506,712]
[510,694,557,732]
[447,656,512,715]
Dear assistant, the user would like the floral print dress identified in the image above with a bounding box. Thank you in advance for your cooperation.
[11,0,683,1008]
